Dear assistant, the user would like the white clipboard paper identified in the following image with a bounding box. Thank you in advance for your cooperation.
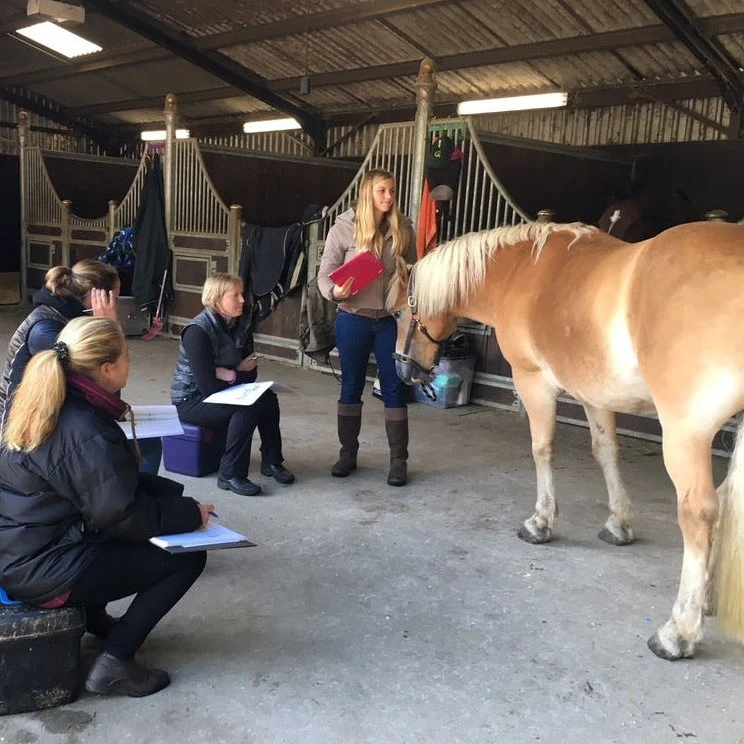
[118,405,184,440]
[203,381,294,406]
[149,523,256,553]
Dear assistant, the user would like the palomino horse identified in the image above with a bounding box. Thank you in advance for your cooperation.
[393,220,744,660]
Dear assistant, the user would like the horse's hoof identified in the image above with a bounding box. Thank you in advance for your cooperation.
[647,632,694,661]
[598,526,634,546]
[517,525,552,544]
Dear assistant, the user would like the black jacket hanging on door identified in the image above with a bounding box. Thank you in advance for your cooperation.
[131,154,174,312]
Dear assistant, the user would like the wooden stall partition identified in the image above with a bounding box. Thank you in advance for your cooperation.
[191,144,357,362]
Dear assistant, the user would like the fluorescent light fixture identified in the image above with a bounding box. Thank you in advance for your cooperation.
[16,21,101,58]
[457,92,568,115]
[243,117,301,134]
[140,129,190,141]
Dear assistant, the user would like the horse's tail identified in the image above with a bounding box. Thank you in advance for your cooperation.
[715,416,744,640]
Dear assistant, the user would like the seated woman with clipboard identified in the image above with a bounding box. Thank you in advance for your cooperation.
[0,317,211,697]
[317,168,416,486]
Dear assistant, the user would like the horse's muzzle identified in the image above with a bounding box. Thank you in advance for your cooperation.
[394,353,433,385]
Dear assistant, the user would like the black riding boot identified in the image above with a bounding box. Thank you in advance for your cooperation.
[332,403,362,477]
[385,407,409,487]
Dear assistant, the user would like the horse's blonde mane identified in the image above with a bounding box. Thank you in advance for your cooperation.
[413,221,597,317]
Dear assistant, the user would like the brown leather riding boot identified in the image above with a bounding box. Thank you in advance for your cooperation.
[332,403,362,477]
[385,407,409,487]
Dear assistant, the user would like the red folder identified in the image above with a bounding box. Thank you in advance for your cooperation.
[329,251,384,295]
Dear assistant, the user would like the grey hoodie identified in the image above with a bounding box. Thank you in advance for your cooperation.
[317,208,416,313]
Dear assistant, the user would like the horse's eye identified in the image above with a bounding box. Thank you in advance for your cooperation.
[392,311,401,320]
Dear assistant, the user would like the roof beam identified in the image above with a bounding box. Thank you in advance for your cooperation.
[0,85,120,148]
[69,87,242,116]
[269,14,744,91]
[640,0,744,111]
[174,77,728,134]
[82,0,323,140]
[0,12,31,36]
[7,0,448,87]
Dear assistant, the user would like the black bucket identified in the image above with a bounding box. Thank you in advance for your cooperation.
[0,603,86,715]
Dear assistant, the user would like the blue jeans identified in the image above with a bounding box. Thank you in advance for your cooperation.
[137,437,163,475]
[336,310,406,408]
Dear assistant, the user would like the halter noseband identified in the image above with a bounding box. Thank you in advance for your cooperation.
[392,267,451,400]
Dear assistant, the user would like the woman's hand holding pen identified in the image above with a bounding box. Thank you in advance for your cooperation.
[198,503,216,527]
[332,277,354,300]
[237,354,258,372]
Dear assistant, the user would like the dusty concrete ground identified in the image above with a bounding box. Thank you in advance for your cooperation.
[1,305,743,744]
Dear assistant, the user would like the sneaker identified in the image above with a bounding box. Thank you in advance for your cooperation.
[85,652,170,697]
[217,475,263,496]
[260,463,295,484]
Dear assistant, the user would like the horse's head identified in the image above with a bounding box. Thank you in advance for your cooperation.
[392,268,458,394]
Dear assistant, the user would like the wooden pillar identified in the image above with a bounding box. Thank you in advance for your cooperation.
[18,111,29,305]
[60,200,72,267]
[108,200,118,242]
[536,209,556,223]
[408,58,437,230]
[228,204,243,275]
[163,93,177,236]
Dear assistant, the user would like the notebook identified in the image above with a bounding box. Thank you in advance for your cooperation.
[149,523,256,553]
[329,251,384,295]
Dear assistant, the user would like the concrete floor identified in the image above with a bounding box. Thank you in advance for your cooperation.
[1,305,744,744]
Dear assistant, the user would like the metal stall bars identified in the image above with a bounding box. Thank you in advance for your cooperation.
[21,145,63,296]
[166,135,237,336]
[303,113,529,385]
[20,141,149,299]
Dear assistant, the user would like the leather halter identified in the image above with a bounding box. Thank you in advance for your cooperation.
[392,266,451,400]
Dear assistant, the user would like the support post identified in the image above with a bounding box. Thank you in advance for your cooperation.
[228,204,243,275]
[163,93,177,237]
[18,111,29,305]
[108,200,118,242]
[408,58,437,231]
[60,200,72,267]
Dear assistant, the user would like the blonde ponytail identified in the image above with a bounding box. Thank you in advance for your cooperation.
[3,317,125,452]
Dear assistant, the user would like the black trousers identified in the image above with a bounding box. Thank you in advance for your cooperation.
[177,389,283,479]
[67,541,206,660]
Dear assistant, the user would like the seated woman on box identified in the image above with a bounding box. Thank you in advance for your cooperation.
[0,317,211,697]
[171,273,294,496]
[0,260,162,474]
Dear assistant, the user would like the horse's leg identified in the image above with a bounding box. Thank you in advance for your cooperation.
[513,369,559,544]
[703,478,727,616]
[582,404,634,546]
[648,426,717,660]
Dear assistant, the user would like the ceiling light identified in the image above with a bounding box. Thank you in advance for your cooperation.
[457,92,568,115]
[16,21,101,58]
[140,129,190,141]
[243,117,301,134]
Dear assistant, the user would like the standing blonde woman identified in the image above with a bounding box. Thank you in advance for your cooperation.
[0,317,210,697]
[317,169,416,486]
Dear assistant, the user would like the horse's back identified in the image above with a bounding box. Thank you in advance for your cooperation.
[501,222,744,426]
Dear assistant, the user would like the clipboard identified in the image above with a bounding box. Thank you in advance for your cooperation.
[149,523,256,553]
[329,251,384,295]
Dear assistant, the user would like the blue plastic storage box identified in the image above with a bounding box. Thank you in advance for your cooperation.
[162,423,226,477]
[413,356,476,409]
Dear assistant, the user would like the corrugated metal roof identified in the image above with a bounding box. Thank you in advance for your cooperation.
[1,0,742,147]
